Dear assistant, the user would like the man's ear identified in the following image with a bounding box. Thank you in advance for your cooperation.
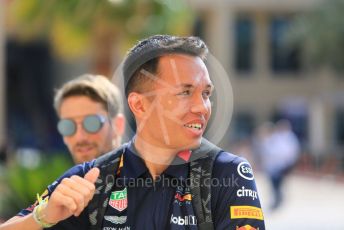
[127,92,147,118]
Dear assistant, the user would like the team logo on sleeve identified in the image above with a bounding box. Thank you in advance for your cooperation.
[109,188,128,212]
[237,162,254,180]
[230,206,264,220]
[236,225,259,230]
[236,186,258,200]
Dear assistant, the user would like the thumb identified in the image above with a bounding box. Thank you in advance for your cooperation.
[84,167,100,184]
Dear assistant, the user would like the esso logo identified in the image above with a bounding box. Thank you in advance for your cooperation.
[237,162,254,180]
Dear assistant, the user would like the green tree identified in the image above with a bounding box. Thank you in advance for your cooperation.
[289,0,344,72]
[0,154,73,219]
[6,0,194,75]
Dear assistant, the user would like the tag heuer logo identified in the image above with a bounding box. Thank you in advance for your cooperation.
[109,188,128,212]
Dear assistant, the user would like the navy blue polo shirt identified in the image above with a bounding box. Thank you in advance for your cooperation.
[19,141,265,230]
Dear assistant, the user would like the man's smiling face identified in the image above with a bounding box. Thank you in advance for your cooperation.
[137,54,213,150]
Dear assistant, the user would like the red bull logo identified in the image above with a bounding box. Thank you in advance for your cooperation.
[175,193,192,202]
[236,225,258,230]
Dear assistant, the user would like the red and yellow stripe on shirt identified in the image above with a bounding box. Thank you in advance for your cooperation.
[230,206,264,220]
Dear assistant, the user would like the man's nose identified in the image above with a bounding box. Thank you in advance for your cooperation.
[190,94,210,114]
[73,123,87,140]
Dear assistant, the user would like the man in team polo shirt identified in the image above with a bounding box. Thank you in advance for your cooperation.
[0,35,265,230]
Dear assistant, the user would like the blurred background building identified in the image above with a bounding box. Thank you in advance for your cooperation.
[189,0,344,176]
[1,0,344,227]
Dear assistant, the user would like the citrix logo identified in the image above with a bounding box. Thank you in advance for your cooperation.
[170,214,197,226]
[237,186,258,200]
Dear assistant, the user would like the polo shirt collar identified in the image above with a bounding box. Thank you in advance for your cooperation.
[120,140,148,180]
[121,139,190,181]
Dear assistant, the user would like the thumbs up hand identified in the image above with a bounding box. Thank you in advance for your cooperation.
[38,167,100,224]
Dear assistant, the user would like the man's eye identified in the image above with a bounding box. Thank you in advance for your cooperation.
[203,90,212,98]
[177,90,190,96]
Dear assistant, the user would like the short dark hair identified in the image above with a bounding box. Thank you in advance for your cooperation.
[123,35,208,97]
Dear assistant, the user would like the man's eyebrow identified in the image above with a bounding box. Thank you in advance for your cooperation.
[175,84,194,89]
[175,83,214,89]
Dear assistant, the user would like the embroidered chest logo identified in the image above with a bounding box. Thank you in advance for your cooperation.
[109,187,128,212]
[174,186,192,206]
[104,215,127,224]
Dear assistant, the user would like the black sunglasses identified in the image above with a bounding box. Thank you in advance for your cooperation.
[57,114,108,136]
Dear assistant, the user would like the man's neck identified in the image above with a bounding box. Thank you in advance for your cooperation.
[133,136,179,180]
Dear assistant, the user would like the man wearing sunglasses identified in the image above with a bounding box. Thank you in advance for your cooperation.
[1,35,264,230]
[54,74,125,164]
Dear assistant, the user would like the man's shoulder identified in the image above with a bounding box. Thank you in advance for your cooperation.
[214,151,246,166]
[94,143,128,167]
[195,139,254,177]
[213,151,255,180]
[195,139,251,175]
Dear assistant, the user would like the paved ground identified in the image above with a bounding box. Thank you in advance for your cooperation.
[255,172,344,230]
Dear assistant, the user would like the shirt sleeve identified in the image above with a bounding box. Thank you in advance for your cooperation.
[16,161,95,217]
[211,152,265,230]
